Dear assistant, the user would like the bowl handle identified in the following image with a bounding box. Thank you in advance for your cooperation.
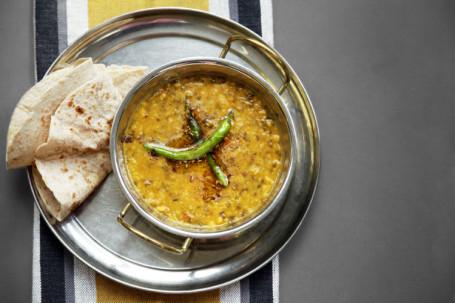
[117,203,193,254]
[219,35,291,95]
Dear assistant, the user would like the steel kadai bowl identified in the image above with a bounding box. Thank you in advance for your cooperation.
[110,36,298,254]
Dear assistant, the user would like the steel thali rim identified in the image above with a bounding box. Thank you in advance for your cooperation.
[29,7,320,293]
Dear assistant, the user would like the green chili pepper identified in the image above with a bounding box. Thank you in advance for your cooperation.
[143,110,232,161]
[207,153,229,186]
[186,96,202,142]
[185,96,229,186]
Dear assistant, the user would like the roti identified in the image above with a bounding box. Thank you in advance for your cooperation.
[6,57,148,221]
[104,64,148,98]
[34,151,111,221]
[6,58,98,169]
[34,73,123,158]
[35,65,148,159]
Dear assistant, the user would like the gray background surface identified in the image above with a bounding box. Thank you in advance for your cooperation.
[1,1,455,302]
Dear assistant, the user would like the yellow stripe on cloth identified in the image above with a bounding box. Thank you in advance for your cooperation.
[96,274,220,302]
[87,0,209,29]
[88,1,217,301]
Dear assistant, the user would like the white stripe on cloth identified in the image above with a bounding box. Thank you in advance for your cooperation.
[209,0,231,19]
[57,0,68,53]
[66,0,88,46]
[32,206,41,303]
[220,281,242,303]
[272,256,279,302]
[73,258,96,303]
[260,0,274,46]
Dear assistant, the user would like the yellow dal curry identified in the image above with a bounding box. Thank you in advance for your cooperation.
[122,75,283,228]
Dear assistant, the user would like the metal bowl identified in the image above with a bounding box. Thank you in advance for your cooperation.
[110,37,297,253]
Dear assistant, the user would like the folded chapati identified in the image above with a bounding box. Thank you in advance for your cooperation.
[6,58,98,169]
[104,64,148,98]
[6,57,148,221]
[34,151,111,221]
[34,65,147,159]
[34,73,123,158]
[32,166,62,222]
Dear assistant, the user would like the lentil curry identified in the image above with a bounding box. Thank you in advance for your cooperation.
[122,74,283,228]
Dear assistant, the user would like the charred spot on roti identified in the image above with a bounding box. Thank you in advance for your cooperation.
[83,175,92,185]
[60,167,68,173]
[75,106,85,114]
[72,193,76,199]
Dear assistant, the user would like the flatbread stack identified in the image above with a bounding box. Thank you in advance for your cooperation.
[6,58,148,221]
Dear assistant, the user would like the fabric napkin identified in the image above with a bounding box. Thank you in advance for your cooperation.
[32,1,278,302]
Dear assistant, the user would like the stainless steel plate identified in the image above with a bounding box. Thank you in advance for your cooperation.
[28,8,320,293]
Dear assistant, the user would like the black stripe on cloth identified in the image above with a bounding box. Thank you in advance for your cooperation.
[64,250,75,303]
[240,276,250,302]
[40,217,66,302]
[249,261,274,303]
[35,0,59,81]
[237,0,262,37]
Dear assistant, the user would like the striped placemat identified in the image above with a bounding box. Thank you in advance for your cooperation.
[32,1,278,302]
